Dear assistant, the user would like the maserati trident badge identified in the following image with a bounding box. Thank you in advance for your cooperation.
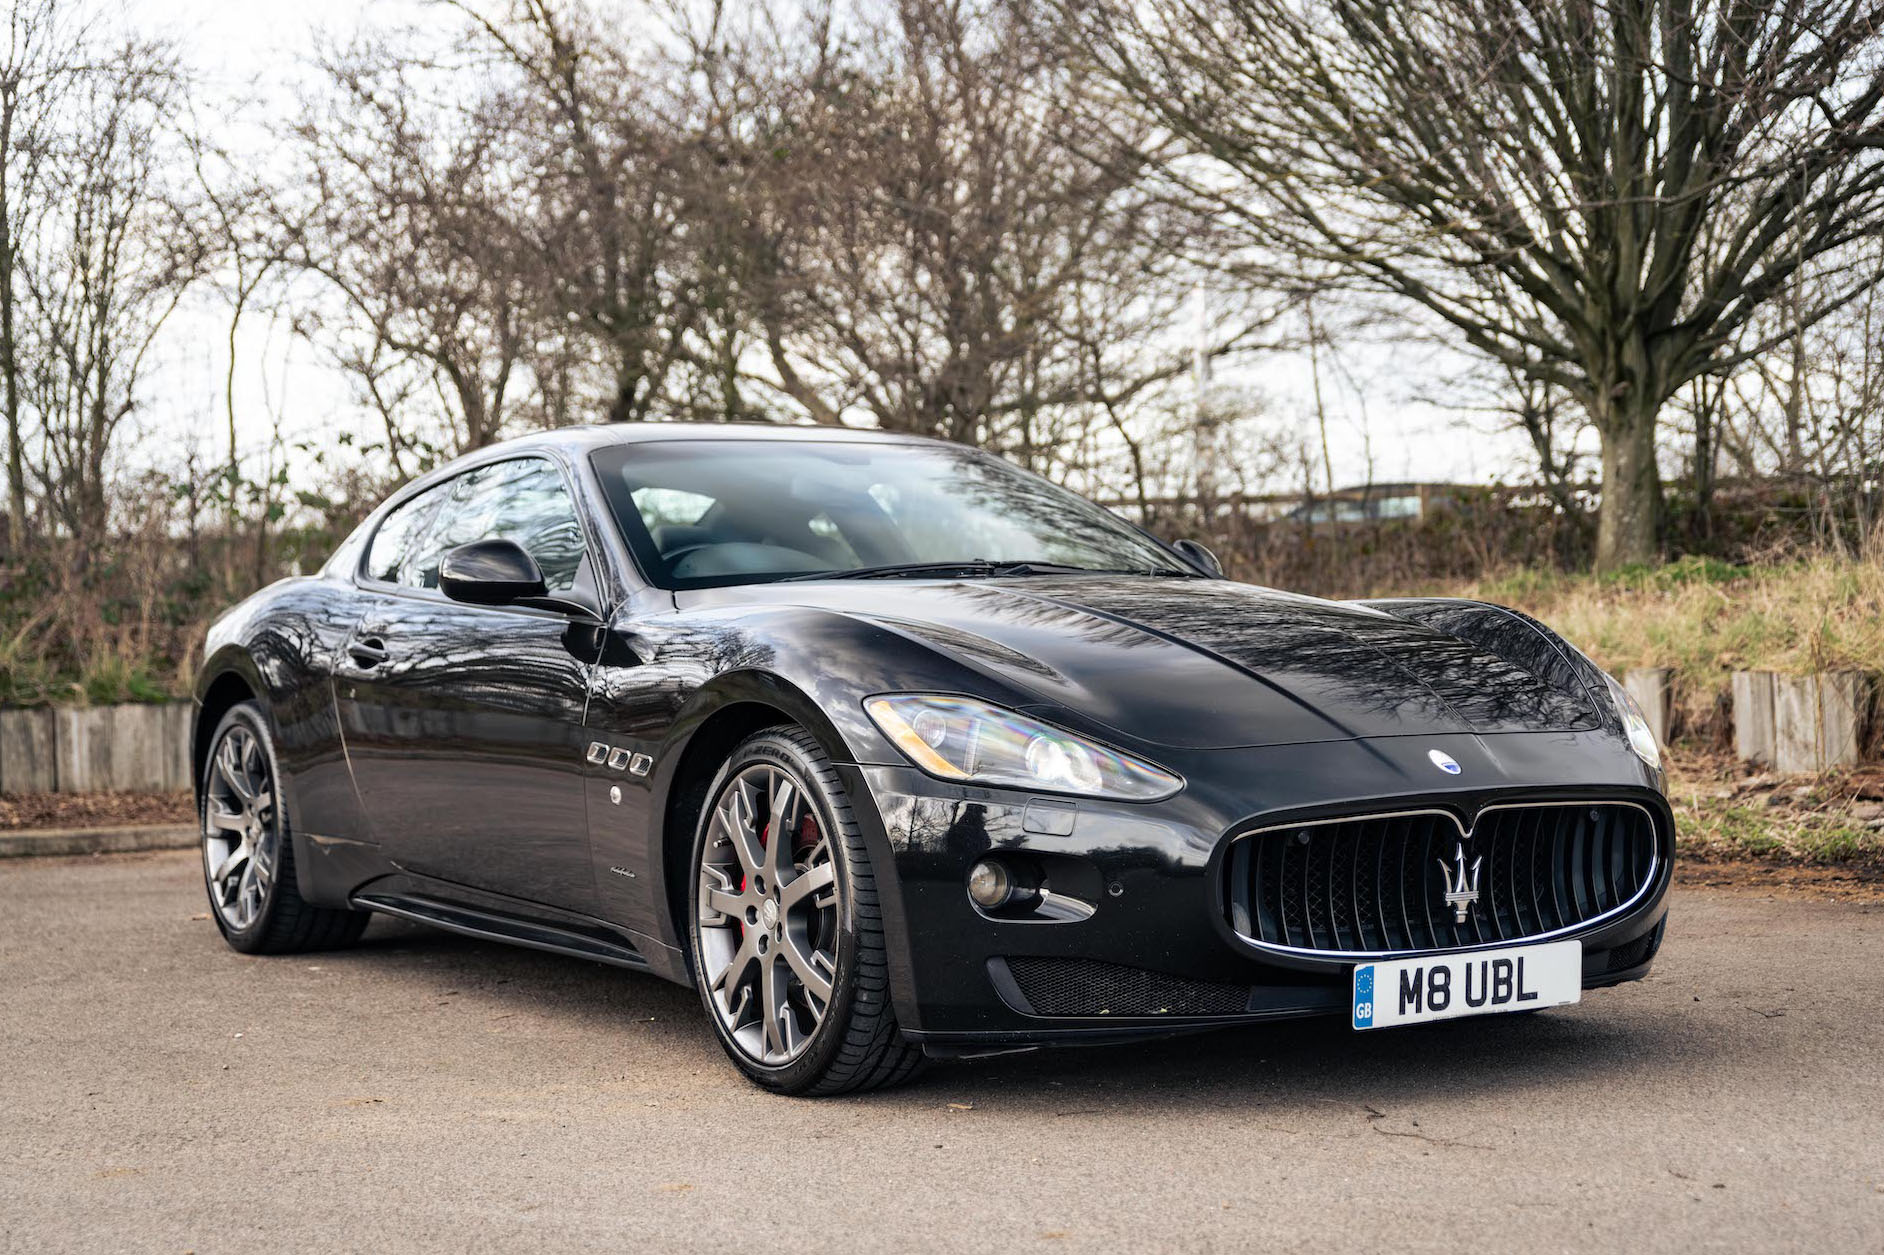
[1439,842,1483,923]
[1428,748,1462,775]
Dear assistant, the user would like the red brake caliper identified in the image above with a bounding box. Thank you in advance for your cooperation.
[736,820,768,940]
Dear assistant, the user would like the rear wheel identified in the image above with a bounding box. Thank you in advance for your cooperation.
[688,727,925,1095]
[201,703,367,954]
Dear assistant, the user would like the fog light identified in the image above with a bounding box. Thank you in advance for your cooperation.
[967,859,1014,910]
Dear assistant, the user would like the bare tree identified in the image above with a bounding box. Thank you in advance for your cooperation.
[183,117,282,583]
[1494,361,1593,531]
[17,31,207,553]
[1066,0,1884,568]
[443,0,716,425]
[279,39,533,459]
[279,1,741,449]
[0,0,89,550]
[1718,236,1884,550]
[746,0,1268,465]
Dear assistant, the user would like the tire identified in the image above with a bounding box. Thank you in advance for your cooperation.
[200,702,368,955]
[687,727,926,1096]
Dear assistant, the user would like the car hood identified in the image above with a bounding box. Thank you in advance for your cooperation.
[747,575,1597,749]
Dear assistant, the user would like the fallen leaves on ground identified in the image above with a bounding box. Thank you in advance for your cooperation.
[1,790,192,831]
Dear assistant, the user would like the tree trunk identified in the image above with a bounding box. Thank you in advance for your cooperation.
[1,241,20,553]
[224,283,245,595]
[1690,377,1720,546]
[0,98,23,554]
[1594,398,1662,570]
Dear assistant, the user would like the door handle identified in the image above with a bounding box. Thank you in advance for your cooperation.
[347,636,390,669]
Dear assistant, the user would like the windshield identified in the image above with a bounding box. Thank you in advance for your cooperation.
[589,438,1194,589]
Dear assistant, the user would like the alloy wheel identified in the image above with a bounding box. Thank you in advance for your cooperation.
[696,763,840,1067]
[202,723,279,932]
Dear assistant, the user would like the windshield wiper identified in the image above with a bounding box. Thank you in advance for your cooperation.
[778,560,1196,582]
[779,560,1039,581]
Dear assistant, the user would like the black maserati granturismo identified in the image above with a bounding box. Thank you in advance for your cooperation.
[193,423,1671,1094]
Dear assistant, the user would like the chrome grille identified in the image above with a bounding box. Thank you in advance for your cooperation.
[1222,802,1659,956]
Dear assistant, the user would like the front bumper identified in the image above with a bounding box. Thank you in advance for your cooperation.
[843,728,1673,1048]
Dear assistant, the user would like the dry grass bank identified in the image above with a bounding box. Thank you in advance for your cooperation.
[1438,555,1884,746]
[1668,751,1884,870]
[1427,556,1884,870]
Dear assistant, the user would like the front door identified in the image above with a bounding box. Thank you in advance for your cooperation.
[335,456,604,913]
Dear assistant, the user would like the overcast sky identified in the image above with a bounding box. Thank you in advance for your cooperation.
[127,0,1555,498]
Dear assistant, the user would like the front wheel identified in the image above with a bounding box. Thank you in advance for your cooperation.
[688,727,925,1095]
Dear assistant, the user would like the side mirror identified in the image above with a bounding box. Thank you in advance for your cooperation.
[439,539,548,606]
[1171,538,1223,578]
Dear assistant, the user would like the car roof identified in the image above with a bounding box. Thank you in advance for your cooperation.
[372,422,969,521]
[472,422,955,459]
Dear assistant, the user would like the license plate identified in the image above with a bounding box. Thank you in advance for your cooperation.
[1352,940,1581,1030]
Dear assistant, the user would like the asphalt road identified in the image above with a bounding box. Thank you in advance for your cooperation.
[2,851,1880,1253]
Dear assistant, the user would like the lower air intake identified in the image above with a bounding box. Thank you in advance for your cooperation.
[1003,957,1248,1018]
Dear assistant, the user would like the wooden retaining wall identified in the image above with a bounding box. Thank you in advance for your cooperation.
[0,703,193,795]
[1723,670,1874,772]
[0,671,1874,795]
[1772,672,1871,774]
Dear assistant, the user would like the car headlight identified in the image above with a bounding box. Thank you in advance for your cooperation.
[863,694,1183,801]
[1602,673,1662,770]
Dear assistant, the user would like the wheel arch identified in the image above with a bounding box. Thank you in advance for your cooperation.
[650,670,873,981]
[192,658,264,805]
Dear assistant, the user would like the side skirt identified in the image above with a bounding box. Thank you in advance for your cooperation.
[351,889,651,972]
